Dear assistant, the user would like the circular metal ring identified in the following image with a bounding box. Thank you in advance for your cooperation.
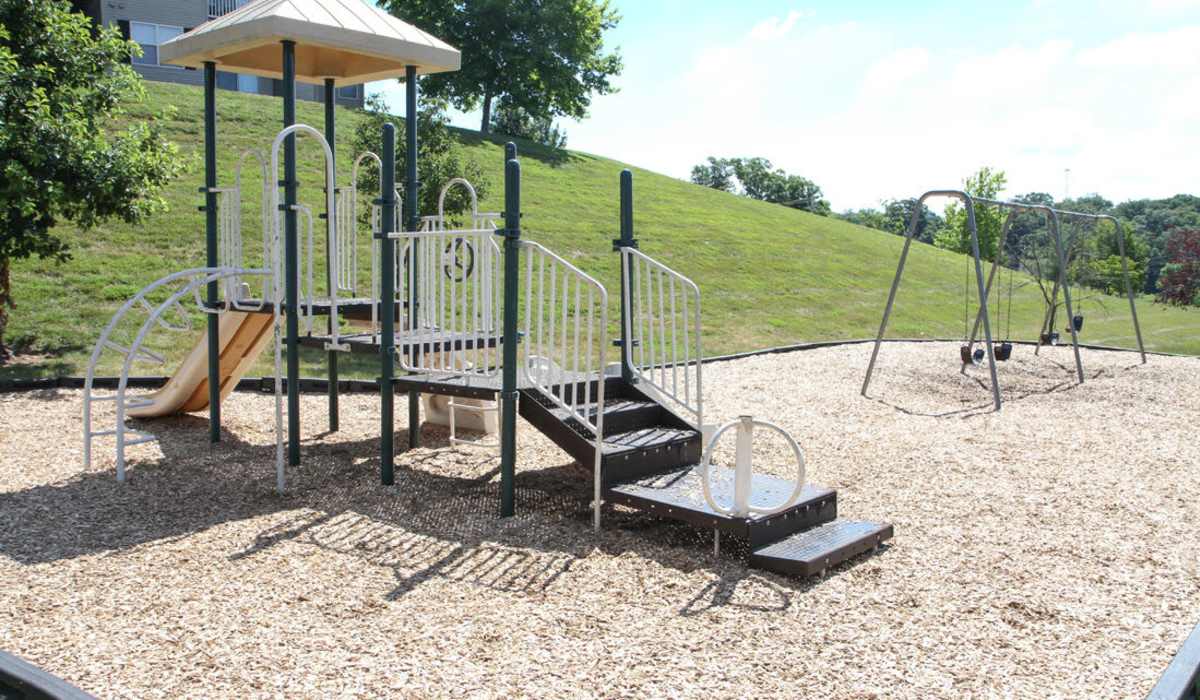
[699,417,806,518]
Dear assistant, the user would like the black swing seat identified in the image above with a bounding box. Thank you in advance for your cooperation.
[995,342,1013,361]
[1071,315,1084,332]
[959,345,986,365]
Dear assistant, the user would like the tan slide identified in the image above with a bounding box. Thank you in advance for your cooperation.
[128,311,275,418]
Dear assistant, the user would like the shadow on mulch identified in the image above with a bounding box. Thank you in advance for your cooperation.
[0,415,860,611]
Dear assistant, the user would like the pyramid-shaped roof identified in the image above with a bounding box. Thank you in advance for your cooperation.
[160,0,460,86]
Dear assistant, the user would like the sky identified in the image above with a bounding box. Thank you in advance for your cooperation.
[368,0,1200,212]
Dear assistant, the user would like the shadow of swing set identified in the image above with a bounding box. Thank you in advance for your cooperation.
[76,0,1131,582]
[861,192,1148,412]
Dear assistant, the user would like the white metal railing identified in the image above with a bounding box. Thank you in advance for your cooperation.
[208,0,248,18]
[269,124,346,350]
[82,266,285,490]
[619,247,702,428]
[215,149,270,309]
[519,240,609,530]
[389,227,502,377]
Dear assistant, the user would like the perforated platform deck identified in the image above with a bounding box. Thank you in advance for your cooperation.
[605,465,837,543]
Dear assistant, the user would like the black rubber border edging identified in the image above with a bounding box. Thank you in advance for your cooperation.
[0,650,96,700]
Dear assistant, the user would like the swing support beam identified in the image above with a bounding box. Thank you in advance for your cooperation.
[862,190,1003,411]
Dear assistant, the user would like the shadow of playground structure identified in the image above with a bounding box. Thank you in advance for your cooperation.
[0,391,817,608]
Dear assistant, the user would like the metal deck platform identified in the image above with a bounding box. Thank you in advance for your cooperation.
[299,330,503,355]
[606,465,837,546]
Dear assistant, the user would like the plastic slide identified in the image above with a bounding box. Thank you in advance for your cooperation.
[128,311,274,418]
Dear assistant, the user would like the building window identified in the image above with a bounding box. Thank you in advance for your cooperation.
[130,22,182,67]
[338,85,360,100]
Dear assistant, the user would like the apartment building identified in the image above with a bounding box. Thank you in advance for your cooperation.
[69,0,366,108]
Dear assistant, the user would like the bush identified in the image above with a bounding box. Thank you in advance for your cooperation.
[489,101,568,150]
[352,94,489,221]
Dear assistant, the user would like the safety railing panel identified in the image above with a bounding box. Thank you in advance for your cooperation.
[520,240,609,433]
[619,246,702,428]
[388,228,503,378]
[82,266,284,490]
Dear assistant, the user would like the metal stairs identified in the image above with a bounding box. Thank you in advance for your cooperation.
[518,376,893,578]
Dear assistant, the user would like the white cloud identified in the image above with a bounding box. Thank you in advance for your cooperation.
[573,16,1200,212]
[748,9,811,41]
[1076,26,1200,67]
[861,47,930,97]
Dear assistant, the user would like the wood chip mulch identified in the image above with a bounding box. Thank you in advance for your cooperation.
[1,342,1197,698]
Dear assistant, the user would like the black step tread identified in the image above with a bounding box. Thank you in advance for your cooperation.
[605,465,835,532]
[550,396,658,420]
[750,519,892,578]
[602,426,698,454]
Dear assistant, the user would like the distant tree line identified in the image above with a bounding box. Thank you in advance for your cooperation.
[690,157,831,216]
[836,167,1200,306]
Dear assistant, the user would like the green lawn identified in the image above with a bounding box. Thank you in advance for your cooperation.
[5,81,1197,380]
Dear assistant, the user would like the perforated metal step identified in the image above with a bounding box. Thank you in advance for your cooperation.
[750,519,892,578]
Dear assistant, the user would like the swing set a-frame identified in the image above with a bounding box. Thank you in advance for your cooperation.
[861,191,1147,412]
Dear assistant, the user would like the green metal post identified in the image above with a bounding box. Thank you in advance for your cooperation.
[499,157,521,518]
[380,123,397,485]
[323,78,339,432]
[282,40,300,466]
[615,170,638,384]
[505,142,517,164]
[203,62,221,443]
[404,66,421,450]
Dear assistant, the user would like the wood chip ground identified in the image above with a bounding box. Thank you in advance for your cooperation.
[1,342,1197,698]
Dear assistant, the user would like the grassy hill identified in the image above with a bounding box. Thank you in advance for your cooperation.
[5,81,1197,380]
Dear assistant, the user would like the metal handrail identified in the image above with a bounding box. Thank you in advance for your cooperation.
[519,239,609,530]
[619,246,703,429]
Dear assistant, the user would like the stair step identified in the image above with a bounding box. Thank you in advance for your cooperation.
[750,519,893,578]
[550,397,662,435]
[605,465,837,543]
[602,425,697,454]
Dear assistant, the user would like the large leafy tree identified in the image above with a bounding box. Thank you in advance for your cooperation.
[0,0,181,357]
[381,0,623,135]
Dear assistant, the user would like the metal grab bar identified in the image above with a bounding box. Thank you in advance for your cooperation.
[619,246,703,429]
[519,239,609,530]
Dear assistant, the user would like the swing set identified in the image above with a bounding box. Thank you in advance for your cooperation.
[862,192,1147,412]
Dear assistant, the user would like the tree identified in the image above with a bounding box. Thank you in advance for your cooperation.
[934,167,1007,259]
[381,0,623,135]
[690,157,735,192]
[352,95,489,221]
[839,200,942,242]
[489,100,568,149]
[1156,228,1200,306]
[0,0,181,357]
[692,156,830,215]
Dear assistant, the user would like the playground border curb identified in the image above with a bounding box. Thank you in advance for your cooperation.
[0,650,96,700]
[1148,621,1200,699]
[1,338,1189,395]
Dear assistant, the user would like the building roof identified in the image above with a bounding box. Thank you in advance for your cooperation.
[159,0,460,86]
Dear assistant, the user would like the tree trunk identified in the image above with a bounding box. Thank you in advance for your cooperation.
[0,256,11,361]
[480,91,493,135]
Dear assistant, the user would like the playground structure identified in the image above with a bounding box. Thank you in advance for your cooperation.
[80,0,891,579]
[861,191,1147,411]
